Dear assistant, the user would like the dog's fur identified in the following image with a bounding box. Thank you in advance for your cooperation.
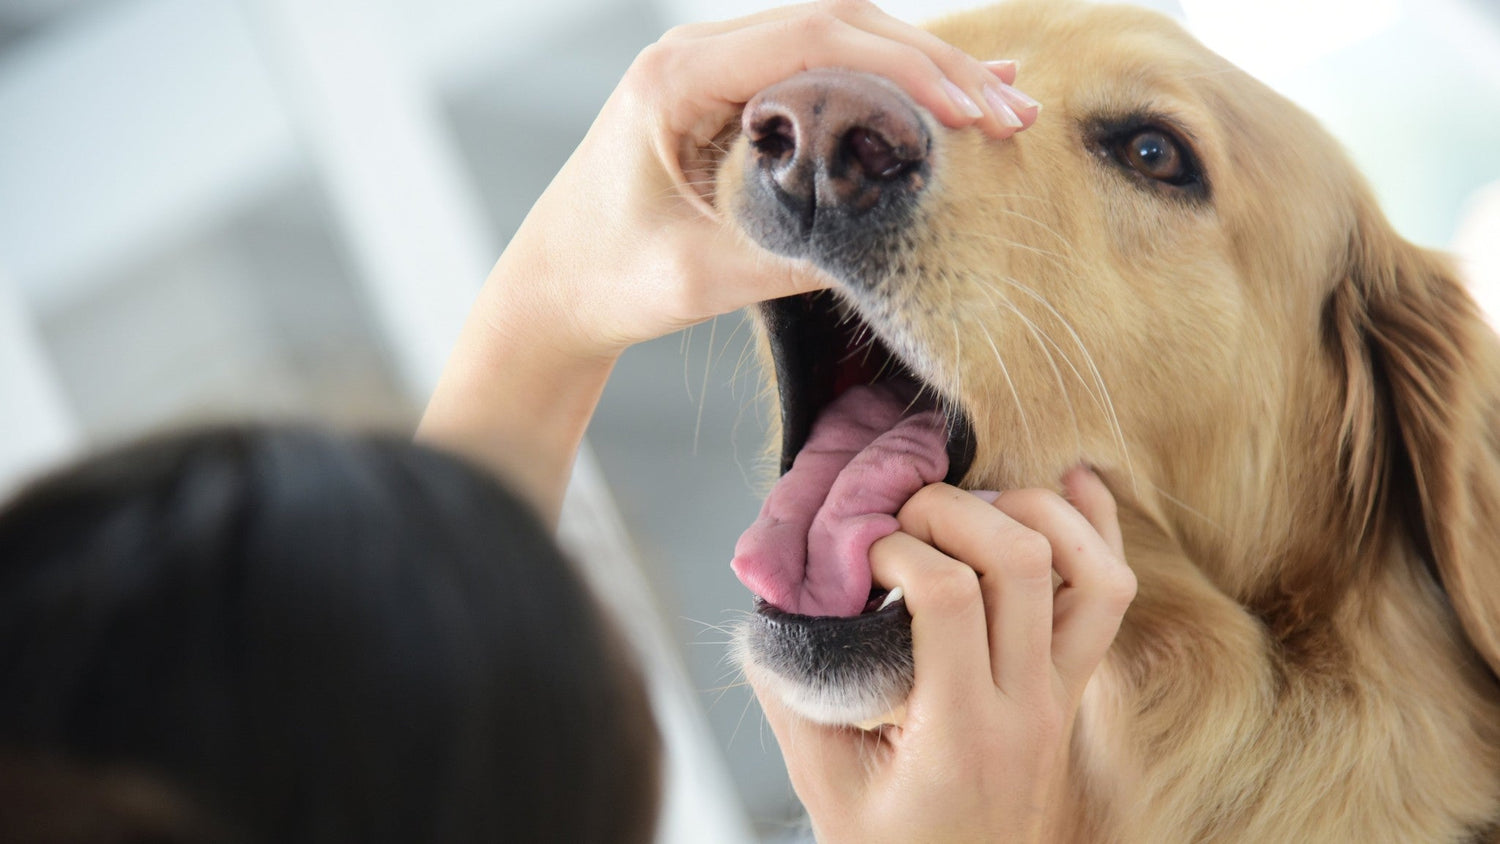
[717,1,1500,839]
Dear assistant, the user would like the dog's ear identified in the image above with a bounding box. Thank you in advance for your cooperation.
[1329,203,1500,679]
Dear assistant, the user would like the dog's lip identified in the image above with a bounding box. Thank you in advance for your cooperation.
[753,595,910,626]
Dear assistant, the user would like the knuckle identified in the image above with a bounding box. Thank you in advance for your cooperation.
[657,23,698,43]
[798,9,842,38]
[1004,530,1055,580]
[922,566,983,612]
[1105,564,1139,609]
[907,482,943,507]
[629,42,673,84]
[1029,487,1072,517]
[1002,487,1054,519]
[935,40,972,70]
[820,0,873,19]
[901,481,956,517]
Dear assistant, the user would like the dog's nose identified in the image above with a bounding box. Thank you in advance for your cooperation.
[741,69,929,234]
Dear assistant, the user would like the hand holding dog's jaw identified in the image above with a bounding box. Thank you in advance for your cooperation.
[753,475,1132,843]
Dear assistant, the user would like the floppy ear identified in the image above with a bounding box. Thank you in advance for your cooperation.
[1330,204,1500,680]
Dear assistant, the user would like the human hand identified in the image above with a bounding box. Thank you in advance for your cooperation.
[421,1,1040,522]
[754,468,1135,843]
[488,0,1041,360]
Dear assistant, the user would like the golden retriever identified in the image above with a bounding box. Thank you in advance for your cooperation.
[715,1,1500,839]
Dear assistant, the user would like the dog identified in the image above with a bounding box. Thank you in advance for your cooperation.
[714,1,1500,839]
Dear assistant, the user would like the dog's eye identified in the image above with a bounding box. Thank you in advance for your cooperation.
[1120,130,1185,182]
[1095,121,1205,194]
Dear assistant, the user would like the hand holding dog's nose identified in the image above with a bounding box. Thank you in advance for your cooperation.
[426,2,1039,519]
[492,0,1042,357]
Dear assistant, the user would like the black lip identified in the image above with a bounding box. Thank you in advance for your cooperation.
[753,596,912,633]
[747,595,917,716]
[760,293,976,483]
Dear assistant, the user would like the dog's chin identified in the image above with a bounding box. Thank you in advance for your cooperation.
[737,599,915,726]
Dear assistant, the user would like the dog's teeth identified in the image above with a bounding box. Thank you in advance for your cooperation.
[877,586,904,611]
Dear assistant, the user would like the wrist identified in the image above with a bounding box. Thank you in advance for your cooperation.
[480,230,628,366]
[418,248,622,526]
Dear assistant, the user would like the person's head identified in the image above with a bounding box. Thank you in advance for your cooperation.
[0,426,660,843]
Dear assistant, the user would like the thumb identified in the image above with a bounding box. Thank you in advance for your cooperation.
[682,220,832,318]
[749,670,879,807]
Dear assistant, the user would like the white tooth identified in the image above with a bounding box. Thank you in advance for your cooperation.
[877,586,904,611]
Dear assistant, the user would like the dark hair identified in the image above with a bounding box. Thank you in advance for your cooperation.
[0,426,660,843]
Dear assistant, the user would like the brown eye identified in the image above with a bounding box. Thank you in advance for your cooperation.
[1094,117,1207,197]
[1122,130,1185,182]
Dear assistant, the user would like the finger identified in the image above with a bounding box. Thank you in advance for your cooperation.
[661,222,832,320]
[867,530,994,718]
[795,0,1036,136]
[656,1,821,40]
[893,484,1056,699]
[654,15,981,131]
[1062,465,1123,557]
[990,483,1136,699]
[662,2,1036,136]
[978,60,1040,133]
[665,0,1016,92]
[987,80,1041,130]
[984,59,1020,86]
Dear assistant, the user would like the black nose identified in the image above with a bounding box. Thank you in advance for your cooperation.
[738,69,930,261]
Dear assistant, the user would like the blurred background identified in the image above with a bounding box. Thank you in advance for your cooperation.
[1,0,1496,840]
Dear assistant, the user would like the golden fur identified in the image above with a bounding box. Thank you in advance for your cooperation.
[718,1,1500,839]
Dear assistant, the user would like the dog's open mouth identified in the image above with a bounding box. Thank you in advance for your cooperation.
[732,292,976,619]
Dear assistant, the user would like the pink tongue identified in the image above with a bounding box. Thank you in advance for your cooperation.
[731,383,949,616]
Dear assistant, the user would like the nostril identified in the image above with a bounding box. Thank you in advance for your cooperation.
[750,114,797,163]
[737,69,930,259]
[844,127,915,180]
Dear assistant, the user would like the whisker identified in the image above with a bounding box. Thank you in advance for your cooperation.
[693,316,718,456]
[712,311,750,372]
[964,295,1035,455]
[681,325,697,410]
[1145,479,1225,533]
[986,205,1074,252]
[960,229,1081,284]
[998,276,1137,492]
[680,617,740,636]
[985,326,1036,453]
[972,282,1083,454]
[727,678,758,748]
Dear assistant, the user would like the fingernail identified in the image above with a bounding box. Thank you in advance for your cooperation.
[941,78,984,119]
[999,82,1042,114]
[969,489,1002,504]
[983,59,1018,75]
[983,84,1025,128]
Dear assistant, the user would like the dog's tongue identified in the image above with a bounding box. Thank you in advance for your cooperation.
[732,383,949,616]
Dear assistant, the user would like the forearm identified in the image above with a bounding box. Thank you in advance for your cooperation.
[417,245,617,528]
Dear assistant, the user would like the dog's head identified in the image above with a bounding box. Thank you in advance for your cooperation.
[716,0,1500,725]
